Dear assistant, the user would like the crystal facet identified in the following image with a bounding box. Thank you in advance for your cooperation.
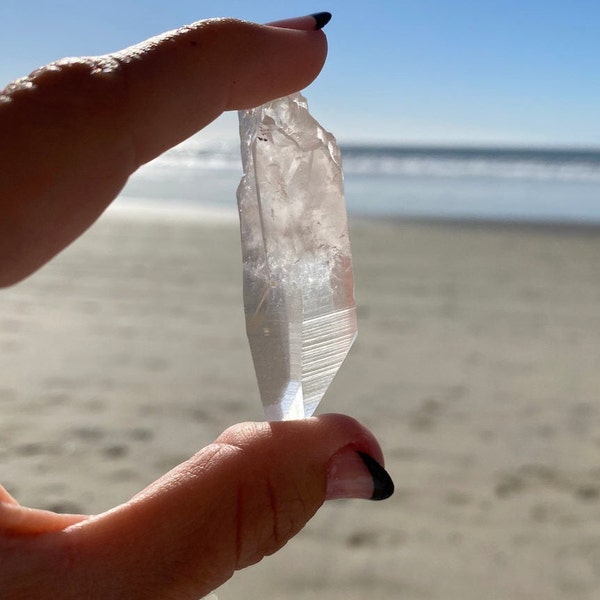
[237,93,357,420]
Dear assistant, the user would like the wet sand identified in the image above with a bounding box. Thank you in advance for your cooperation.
[2,211,600,599]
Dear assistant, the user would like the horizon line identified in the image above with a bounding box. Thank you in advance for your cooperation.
[335,139,600,152]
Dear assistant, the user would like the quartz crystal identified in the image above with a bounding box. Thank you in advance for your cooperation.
[237,93,357,421]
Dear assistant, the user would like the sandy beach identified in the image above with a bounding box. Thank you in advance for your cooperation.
[2,211,600,599]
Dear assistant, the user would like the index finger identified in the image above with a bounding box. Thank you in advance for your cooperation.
[0,17,328,286]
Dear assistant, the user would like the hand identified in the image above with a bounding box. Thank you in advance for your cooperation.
[0,14,393,600]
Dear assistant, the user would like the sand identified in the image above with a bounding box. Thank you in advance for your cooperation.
[2,211,600,599]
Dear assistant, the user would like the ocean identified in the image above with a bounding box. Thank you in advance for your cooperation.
[117,135,600,223]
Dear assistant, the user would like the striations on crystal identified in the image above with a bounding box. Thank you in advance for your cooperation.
[237,93,357,421]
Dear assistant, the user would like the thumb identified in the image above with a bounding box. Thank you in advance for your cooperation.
[60,414,393,599]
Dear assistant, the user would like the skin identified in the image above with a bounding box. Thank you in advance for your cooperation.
[0,17,386,599]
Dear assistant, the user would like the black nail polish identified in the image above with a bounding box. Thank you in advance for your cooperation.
[311,12,332,30]
[357,452,395,500]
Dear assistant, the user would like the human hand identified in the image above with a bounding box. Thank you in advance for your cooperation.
[0,14,393,599]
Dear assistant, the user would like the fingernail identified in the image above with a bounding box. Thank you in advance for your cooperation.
[311,12,333,30]
[326,446,394,501]
[267,12,332,31]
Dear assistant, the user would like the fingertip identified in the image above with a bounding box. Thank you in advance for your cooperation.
[223,21,328,110]
[311,413,386,466]
[214,414,384,470]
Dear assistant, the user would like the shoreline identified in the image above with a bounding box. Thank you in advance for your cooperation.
[111,197,600,234]
[374,213,600,235]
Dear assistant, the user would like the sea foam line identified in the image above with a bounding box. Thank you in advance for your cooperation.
[106,198,238,223]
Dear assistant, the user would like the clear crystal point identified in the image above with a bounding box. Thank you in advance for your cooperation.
[237,93,357,421]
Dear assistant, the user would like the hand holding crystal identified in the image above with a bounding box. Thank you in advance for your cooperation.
[0,14,393,599]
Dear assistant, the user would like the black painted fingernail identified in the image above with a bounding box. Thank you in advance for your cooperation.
[357,452,395,500]
[311,12,332,30]
[326,446,395,501]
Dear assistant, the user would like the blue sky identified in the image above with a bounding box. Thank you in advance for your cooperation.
[1,0,599,147]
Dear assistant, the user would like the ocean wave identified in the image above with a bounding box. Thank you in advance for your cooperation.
[340,147,600,182]
[147,139,600,183]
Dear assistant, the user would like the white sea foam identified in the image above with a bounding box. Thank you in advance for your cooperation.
[341,154,600,182]
[119,137,600,222]
[107,198,237,223]
[145,136,600,182]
